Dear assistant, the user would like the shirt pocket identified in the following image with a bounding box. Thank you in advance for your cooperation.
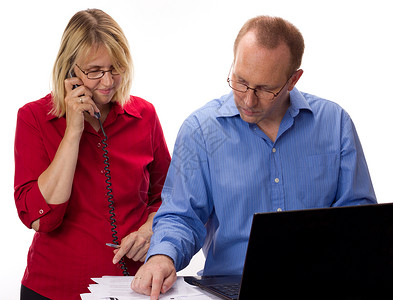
[293,153,340,208]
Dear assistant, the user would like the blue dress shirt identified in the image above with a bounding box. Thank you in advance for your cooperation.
[147,88,377,275]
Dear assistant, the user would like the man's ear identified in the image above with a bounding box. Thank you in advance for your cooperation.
[288,69,303,91]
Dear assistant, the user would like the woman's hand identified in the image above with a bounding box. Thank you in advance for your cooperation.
[36,76,99,209]
[112,213,156,264]
[64,76,99,137]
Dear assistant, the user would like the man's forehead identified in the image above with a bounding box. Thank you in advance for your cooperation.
[234,33,291,82]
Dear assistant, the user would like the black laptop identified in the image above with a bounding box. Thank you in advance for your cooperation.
[185,203,393,299]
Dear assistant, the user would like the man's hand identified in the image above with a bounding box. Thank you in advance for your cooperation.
[131,255,177,300]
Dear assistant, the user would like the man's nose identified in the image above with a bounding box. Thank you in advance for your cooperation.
[244,89,258,107]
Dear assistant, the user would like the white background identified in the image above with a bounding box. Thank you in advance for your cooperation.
[1,0,392,298]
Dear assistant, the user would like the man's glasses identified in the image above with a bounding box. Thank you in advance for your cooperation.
[227,66,294,101]
[76,64,121,80]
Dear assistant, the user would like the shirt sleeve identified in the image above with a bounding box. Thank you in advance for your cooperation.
[147,116,214,271]
[14,105,69,232]
[146,110,171,215]
[333,111,377,206]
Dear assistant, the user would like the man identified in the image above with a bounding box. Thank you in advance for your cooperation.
[132,16,377,299]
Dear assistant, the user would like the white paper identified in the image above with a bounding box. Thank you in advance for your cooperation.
[80,276,221,300]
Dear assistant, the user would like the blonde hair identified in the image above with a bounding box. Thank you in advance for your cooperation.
[51,9,133,117]
[234,16,305,76]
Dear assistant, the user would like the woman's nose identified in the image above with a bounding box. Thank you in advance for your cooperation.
[101,71,114,86]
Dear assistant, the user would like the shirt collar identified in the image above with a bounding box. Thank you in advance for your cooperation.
[217,91,240,118]
[216,88,312,119]
[116,99,142,119]
[288,87,313,117]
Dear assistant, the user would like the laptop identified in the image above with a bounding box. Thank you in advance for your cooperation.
[185,203,393,299]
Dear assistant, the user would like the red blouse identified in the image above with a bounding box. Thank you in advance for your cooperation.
[14,94,171,299]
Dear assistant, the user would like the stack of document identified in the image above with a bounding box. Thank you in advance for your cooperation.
[80,276,221,300]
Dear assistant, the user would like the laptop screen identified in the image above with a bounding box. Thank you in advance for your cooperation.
[239,203,393,298]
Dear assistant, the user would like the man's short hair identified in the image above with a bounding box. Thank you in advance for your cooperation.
[234,16,305,75]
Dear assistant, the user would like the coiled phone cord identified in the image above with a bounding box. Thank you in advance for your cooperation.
[98,117,130,276]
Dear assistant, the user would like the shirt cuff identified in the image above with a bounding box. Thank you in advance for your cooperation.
[146,241,181,271]
[24,183,68,232]
[38,202,69,232]
[23,183,52,227]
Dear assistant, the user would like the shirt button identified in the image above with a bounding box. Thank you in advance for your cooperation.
[277,208,282,212]
[97,143,102,148]
[274,178,280,183]
[39,209,44,214]
[272,148,276,153]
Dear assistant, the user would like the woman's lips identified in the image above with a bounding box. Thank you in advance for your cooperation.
[98,88,113,95]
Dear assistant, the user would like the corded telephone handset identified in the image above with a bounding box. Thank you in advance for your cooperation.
[69,70,130,276]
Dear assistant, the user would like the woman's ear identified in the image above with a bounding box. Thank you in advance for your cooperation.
[288,69,303,91]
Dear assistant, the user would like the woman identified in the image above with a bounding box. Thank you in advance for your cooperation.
[14,9,171,299]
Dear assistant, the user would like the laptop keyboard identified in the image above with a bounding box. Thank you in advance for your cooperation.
[210,282,240,297]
